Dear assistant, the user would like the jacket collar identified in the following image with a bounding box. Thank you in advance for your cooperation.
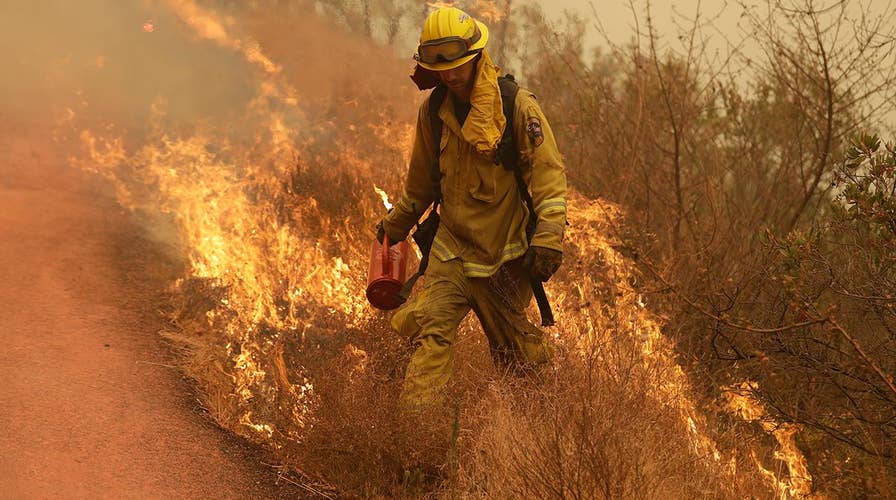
[436,49,506,159]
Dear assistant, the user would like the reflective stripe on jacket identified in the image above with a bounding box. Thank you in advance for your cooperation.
[384,56,567,278]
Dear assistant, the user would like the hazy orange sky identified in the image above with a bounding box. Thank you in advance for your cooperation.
[541,0,893,61]
[2,1,892,130]
[542,0,748,45]
[539,0,895,130]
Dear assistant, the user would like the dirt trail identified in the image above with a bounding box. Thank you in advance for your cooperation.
[0,114,302,499]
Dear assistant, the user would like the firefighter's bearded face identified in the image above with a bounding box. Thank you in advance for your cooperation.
[437,56,478,102]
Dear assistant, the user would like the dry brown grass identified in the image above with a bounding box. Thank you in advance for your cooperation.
[69,2,827,497]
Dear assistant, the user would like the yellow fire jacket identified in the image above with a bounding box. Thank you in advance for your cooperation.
[384,53,567,278]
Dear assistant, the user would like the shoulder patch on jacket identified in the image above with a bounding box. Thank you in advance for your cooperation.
[527,116,544,147]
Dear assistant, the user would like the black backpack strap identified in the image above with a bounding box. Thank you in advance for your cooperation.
[496,74,520,172]
[428,85,448,206]
[497,74,555,326]
[496,75,536,237]
[398,85,448,303]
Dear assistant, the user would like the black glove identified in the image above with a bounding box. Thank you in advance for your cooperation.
[376,220,402,246]
[523,246,563,282]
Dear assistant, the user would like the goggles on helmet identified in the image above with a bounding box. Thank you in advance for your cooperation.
[414,24,482,65]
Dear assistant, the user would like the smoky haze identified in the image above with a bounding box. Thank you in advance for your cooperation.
[0,0,767,130]
[6,0,894,148]
[2,1,257,127]
[1,1,422,139]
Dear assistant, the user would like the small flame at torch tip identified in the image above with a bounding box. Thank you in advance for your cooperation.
[374,185,393,210]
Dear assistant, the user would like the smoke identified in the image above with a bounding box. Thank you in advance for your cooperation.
[0,0,421,131]
[1,1,261,126]
[3,0,422,254]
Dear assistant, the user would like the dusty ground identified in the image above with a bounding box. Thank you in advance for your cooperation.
[0,113,304,499]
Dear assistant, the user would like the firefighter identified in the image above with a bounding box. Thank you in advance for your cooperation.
[378,6,567,406]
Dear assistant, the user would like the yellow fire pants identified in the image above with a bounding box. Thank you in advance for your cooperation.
[391,256,553,406]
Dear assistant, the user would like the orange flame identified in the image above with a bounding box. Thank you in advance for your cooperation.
[73,0,380,441]
[725,382,816,498]
[473,0,507,23]
[164,0,281,75]
[562,197,728,466]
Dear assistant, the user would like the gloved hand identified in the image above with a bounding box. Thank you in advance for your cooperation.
[376,219,403,246]
[523,246,563,282]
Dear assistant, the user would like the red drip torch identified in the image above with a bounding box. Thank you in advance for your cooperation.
[366,235,410,310]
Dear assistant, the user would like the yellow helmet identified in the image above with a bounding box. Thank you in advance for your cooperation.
[415,7,489,71]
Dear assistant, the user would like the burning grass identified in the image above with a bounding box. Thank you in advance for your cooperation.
[65,1,816,497]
